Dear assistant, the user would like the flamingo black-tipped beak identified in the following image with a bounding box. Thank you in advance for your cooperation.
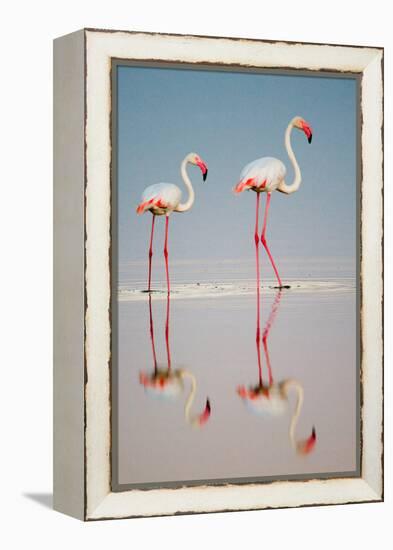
[198,398,211,426]
[196,158,208,181]
[296,426,317,455]
[300,120,312,144]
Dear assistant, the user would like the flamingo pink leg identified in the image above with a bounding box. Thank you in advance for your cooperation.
[164,215,170,294]
[262,337,273,386]
[262,290,283,386]
[254,193,263,385]
[148,215,155,292]
[165,291,172,370]
[148,293,158,373]
[261,193,283,288]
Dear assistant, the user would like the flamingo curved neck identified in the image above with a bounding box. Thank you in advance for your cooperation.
[180,370,197,425]
[278,121,302,195]
[175,157,195,212]
[281,379,304,448]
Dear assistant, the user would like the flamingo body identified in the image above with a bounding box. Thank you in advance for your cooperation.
[239,384,288,416]
[137,182,182,215]
[139,370,184,399]
[235,157,286,194]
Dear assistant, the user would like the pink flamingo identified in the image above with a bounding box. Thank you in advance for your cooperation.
[139,368,211,428]
[237,290,316,456]
[234,116,313,289]
[139,293,211,428]
[136,153,208,293]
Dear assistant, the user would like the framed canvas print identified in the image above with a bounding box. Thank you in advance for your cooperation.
[53,28,383,520]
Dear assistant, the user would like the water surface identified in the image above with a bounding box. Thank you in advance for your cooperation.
[114,272,357,487]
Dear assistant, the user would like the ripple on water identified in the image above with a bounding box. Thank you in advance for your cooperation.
[118,278,356,302]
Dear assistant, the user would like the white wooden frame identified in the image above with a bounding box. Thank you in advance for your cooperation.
[53,28,383,521]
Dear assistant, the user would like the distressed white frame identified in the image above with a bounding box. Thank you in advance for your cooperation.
[55,29,384,521]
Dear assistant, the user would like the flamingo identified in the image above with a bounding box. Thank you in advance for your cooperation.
[136,152,208,293]
[139,292,211,429]
[237,290,316,456]
[234,116,313,289]
[139,368,211,429]
[238,379,316,455]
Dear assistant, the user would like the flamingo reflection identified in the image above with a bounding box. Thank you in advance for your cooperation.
[237,290,316,455]
[139,293,211,429]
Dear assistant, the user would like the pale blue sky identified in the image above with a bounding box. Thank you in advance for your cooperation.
[116,65,357,275]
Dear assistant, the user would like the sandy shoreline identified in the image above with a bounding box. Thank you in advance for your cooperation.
[118,278,356,302]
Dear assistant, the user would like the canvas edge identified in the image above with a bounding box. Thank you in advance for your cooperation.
[82,29,383,520]
[359,48,384,500]
[53,29,86,520]
[83,26,384,53]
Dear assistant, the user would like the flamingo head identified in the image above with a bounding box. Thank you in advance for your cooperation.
[189,153,208,181]
[197,398,212,427]
[187,397,211,429]
[292,116,313,144]
[296,426,317,456]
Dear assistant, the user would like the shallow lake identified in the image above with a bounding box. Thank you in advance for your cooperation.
[114,275,358,488]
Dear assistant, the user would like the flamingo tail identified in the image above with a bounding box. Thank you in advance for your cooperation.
[234,178,266,194]
[234,178,253,194]
[136,197,168,214]
[136,198,154,214]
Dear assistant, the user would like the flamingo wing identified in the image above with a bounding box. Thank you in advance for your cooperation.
[137,183,182,214]
[235,157,286,193]
[139,371,184,399]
